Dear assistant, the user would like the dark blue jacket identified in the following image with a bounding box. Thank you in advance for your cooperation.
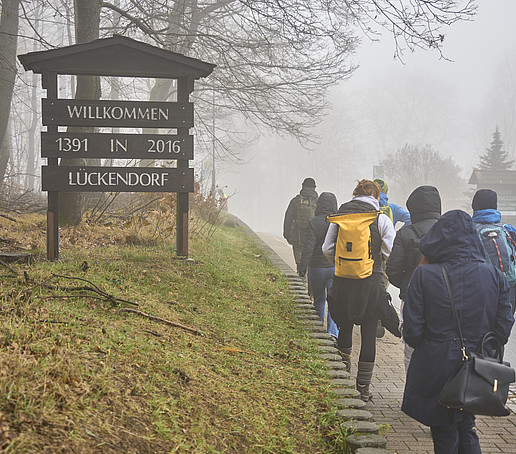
[402,210,514,427]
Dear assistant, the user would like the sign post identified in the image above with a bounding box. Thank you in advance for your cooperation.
[18,35,215,260]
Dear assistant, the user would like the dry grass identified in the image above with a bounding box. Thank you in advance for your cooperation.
[0,213,340,453]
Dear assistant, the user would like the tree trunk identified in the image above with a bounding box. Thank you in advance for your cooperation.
[0,0,20,187]
[59,0,102,225]
[0,126,11,183]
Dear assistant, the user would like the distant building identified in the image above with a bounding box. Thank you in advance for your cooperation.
[469,169,516,225]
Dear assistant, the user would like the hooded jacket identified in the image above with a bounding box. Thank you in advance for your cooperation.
[379,192,411,227]
[297,192,338,276]
[283,186,318,245]
[401,210,514,427]
[386,186,441,300]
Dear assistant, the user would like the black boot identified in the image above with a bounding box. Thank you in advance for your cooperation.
[356,361,375,402]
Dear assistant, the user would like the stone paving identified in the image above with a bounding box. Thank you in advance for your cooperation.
[254,230,516,454]
[370,333,516,453]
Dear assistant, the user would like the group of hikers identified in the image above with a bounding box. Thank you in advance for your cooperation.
[283,177,516,454]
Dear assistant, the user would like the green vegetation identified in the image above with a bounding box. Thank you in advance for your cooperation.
[0,214,344,453]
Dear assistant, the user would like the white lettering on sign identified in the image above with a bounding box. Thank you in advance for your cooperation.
[147,139,181,153]
[66,105,170,121]
[110,139,128,153]
[56,137,88,152]
[68,171,170,187]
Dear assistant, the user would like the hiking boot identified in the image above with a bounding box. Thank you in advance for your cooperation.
[356,381,373,402]
[356,361,375,402]
[335,345,352,373]
[376,320,385,338]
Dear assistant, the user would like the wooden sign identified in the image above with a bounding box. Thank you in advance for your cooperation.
[41,132,193,160]
[42,99,194,128]
[42,166,194,192]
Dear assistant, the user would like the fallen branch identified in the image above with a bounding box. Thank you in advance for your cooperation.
[0,258,17,274]
[117,308,200,335]
[142,329,162,337]
[0,214,17,222]
[24,271,139,307]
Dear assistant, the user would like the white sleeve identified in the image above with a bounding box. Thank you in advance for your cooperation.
[322,223,338,262]
[378,213,395,259]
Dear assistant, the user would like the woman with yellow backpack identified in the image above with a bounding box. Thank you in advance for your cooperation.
[322,179,395,401]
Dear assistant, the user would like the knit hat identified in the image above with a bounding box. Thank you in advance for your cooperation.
[472,189,497,211]
[374,178,388,194]
[302,177,316,188]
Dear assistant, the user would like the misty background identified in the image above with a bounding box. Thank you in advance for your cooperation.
[219,1,516,235]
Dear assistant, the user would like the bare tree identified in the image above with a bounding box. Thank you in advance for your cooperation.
[380,143,465,209]
[4,0,476,211]
[99,0,476,148]
[0,0,21,183]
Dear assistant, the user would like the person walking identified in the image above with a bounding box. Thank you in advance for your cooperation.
[283,178,318,267]
[322,179,395,401]
[471,188,516,314]
[402,210,514,454]
[298,192,339,339]
[386,185,441,373]
[373,178,410,338]
[374,178,411,228]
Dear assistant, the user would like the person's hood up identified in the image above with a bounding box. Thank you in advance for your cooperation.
[419,210,485,264]
[406,186,441,224]
[315,192,337,216]
[300,186,318,199]
[472,208,502,224]
[379,192,389,207]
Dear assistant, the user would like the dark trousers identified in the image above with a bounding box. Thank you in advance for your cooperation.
[430,412,481,454]
[336,315,377,363]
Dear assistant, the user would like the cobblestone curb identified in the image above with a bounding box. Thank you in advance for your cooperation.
[228,215,392,453]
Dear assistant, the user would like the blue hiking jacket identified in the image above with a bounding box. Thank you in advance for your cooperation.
[472,208,516,242]
[379,192,411,227]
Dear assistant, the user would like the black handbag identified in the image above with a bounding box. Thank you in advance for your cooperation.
[438,264,515,416]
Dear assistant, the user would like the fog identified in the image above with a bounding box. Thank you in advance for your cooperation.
[219,2,516,235]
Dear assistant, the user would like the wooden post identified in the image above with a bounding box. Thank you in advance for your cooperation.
[42,71,59,260]
[176,76,194,257]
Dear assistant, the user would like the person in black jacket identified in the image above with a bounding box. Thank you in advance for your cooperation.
[283,178,318,266]
[386,185,441,372]
[298,192,339,339]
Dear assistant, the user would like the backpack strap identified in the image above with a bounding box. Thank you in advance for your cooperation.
[408,223,425,239]
[502,225,516,249]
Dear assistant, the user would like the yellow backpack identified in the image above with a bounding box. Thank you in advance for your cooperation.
[328,211,379,279]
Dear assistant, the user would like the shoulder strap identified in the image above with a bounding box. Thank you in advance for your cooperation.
[502,225,516,249]
[409,223,425,238]
[440,264,468,360]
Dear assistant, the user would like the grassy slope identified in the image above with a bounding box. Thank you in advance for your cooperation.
[0,217,340,453]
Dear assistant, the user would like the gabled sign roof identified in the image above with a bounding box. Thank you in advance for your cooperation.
[18,35,215,79]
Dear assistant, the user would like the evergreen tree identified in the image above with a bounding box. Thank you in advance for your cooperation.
[478,126,514,170]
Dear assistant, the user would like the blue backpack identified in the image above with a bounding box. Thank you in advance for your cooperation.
[474,223,516,287]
